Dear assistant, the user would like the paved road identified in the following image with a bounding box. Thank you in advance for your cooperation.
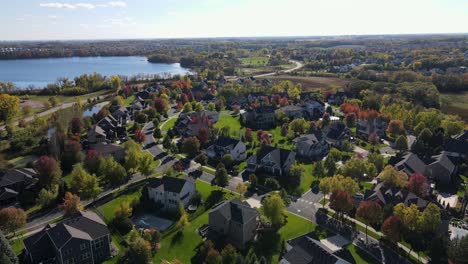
[253,60,304,78]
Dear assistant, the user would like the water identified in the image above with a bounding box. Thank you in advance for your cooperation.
[83,101,109,117]
[0,56,189,89]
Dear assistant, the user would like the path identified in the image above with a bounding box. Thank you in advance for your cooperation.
[253,60,303,78]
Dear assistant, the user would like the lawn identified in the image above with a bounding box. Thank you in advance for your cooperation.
[300,163,318,194]
[8,155,38,168]
[97,188,143,223]
[10,237,25,255]
[441,91,468,122]
[214,112,242,137]
[123,95,135,106]
[239,57,270,67]
[345,244,379,264]
[23,89,110,104]
[161,117,177,131]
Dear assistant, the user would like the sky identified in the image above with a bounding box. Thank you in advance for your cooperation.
[1,0,468,40]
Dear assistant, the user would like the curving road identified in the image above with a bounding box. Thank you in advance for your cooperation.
[253,60,304,78]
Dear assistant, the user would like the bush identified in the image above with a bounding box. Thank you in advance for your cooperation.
[113,217,133,235]
[265,178,280,190]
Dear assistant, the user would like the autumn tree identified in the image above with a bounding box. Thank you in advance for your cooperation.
[182,137,200,157]
[341,157,377,180]
[319,175,359,207]
[262,193,286,229]
[382,216,402,243]
[387,119,405,137]
[408,173,428,197]
[35,155,62,188]
[0,208,27,234]
[60,192,83,216]
[356,201,382,243]
[70,163,102,200]
[84,149,101,174]
[244,128,253,143]
[70,116,83,134]
[197,127,210,145]
[128,238,152,263]
[0,94,20,122]
[235,183,247,197]
[115,202,133,220]
[395,135,408,153]
[393,203,420,232]
[61,140,84,171]
[134,129,146,143]
[329,190,353,220]
[176,203,189,230]
[345,113,356,128]
[154,98,169,114]
[378,165,408,188]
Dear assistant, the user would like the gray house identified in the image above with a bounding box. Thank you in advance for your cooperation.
[0,168,37,206]
[242,106,277,130]
[246,145,296,177]
[23,211,111,264]
[278,105,304,119]
[356,118,387,140]
[394,152,456,184]
[208,199,259,247]
[147,176,196,210]
[293,132,329,160]
[205,136,247,161]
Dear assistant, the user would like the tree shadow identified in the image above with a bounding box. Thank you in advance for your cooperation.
[170,230,184,246]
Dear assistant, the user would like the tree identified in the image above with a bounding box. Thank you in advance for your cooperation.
[313,160,325,178]
[61,140,84,171]
[49,96,59,107]
[428,235,448,264]
[367,153,384,172]
[115,202,133,220]
[394,135,408,153]
[0,208,26,234]
[35,155,62,188]
[135,129,146,143]
[154,98,169,114]
[448,235,468,264]
[197,127,210,145]
[378,165,408,188]
[262,193,286,228]
[244,128,253,143]
[84,149,101,174]
[289,163,305,186]
[215,166,229,188]
[418,128,433,143]
[0,231,18,264]
[356,201,382,243]
[408,173,428,197]
[177,203,189,230]
[319,175,359,207]
[329,190,353,220]
[137,152,155,178]
[205,249,222,264]
[341,157,377,180]
[368,132,378,145]
[345,113,356,128]
[441,117,464,137]
[386,119,405,137]
[419,203,441,233]
[234,183,247,197]
[249,174,257,185]
[393,203,420,232]
[182,137,200,157]
[70,116,83,134]
[36,185,59,208]
[289,119,307,135]
[182,102,193,113]
[221,154,234,169]
[60,192,83,216]
[322,112,331,126]
[99,156,128,186]
[382,216,402,243]
[70,163,102,199]
[0,94,20,122]
[221,244,237,264]
[128,238,152,264]
[324,155,337,176]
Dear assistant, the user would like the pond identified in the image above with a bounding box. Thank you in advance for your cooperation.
[133,214,174,231]
[83,101,109,117]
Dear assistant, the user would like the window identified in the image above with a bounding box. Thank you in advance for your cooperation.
[64,258,75,264]
[63,249,72,255]
[93,237,105,249]
[80,243,88,251]
[80,252,91,260]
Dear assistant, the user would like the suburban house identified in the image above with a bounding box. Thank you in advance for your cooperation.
[0,168,38,206]
[327,92,348,105]
[363,182,428,210]
[302,100,325,120]
[293,132,330,160]
[174,111,219,137]
[89,143,126,162]
[281,233,351,264]
[324,122,350,147]
[278,105,304,119]
[356,118,387,140]
[23,211,111,264]
[444,130,468,160]
[88,115,127,144]
[242,106,277,130]
[111,106,132,125]
[208,199,259,247]
[394,152,456,184]
[246,145,296,177]
[205,136,247,161]
[147,176,196,210]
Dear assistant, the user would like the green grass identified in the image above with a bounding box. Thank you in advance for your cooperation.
[214,113,242,137]
[360,181,374,192]
[346,244,379,264]
[8,155,38,168]
[239,56,270,67]
[123,95,135,106]
[10,237,25,255]
[97,188,142,223]
[441,92,468,122]
[23,89,110,104]
[161,117,177,131]
[300,163,317,194]
[196,179,237,201]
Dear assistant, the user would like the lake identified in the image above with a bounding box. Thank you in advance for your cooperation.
[0,56,189,89]
[83,101,109,117]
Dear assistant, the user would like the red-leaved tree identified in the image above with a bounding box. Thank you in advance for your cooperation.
[135,129,146,143]
[356,201,382,243]
[329,190,353,221]
[35,155,62,188]
[408,173,428,197]
[381,216,402,243]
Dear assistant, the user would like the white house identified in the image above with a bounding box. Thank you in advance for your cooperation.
[205,136,247,161]
[147,176,196,210]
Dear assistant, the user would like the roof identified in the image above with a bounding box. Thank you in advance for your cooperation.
[256,145,294,168]
[428,152,456,175]
[0,168,37,189]
[211,199,259,224]
[326,122,348,140]
[444,138,468,155]
[395,153,426,175]
[90,143,125,156]
[213,136,240,148]
[365,182,428,209]
[454,130,468,141]
[148,176,195,194]
[282,235,350,264]
[0,187,19,201]
[293,133,323,145]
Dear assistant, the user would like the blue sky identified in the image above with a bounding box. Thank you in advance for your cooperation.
[2,0,468,40]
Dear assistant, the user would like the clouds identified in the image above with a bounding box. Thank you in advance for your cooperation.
[39,1,127,9]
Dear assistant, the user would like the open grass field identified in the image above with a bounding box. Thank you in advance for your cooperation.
[441,92,468,122]
[97,188,143,223]
[21,89,110,104]
[161,117,177,131]
[260,75,350,91]
[239,56,270,67]
[345,244,379,264]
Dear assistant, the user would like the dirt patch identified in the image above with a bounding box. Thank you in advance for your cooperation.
[259,75,350,91]
[20,100,44,110]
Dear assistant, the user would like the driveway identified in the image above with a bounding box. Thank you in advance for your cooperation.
[287,190,322,221]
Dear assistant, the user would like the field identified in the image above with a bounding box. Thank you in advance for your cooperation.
[21,89,110,104]
[259,75,350,91]
[97,188,143,223]
[239,56,270,67]
[441,92,468,122]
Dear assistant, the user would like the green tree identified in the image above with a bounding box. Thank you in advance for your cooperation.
[220,244,237,264]
[0,94,20,122]
[214,166,229,188]
[341,158,377,180]
[262,193,286,228]
[441,117,464,137]
[395,135,408,153]
[36,185,59,208]
[393,203,420,232]
[313,160,325,178]
[419,203,441,233]
[0,231,18,264]
[182,137,200,157]
[99,156,128,186]
[176,203,189,229]
[378,165,408,188]
[0,208,27,234]
[448,235,468,264]
[319,175,359,207]
[139,151,156,179]
[70,163,102,200]
[367,152,384,172]
[128,238,153,263]
[182,102,193,112]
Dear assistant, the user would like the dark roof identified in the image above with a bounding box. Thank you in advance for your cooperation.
[444,138,468,155]
[0,168,37,189]
[256,145,293,167]
[394,153,426,175]
[326,122,348,140]
[213,136,240,148]
[454,130,468,141]
[0,187,18,201]
[364,182,428,209]
[211,199,259,224]
[90,143,125,160]
[148,176,194,194]
[282,235,350,264]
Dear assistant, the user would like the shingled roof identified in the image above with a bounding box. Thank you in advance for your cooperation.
[211,199,259,224]
[148,176,195,194]
[0,168,37,188]
[281,235,350,264]
[256,145,294,168]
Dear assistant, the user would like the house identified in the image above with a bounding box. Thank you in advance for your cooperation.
[327,92,348,105]
[281,234,351,264]
[325,122,350,147]
[302,100,325,120]
[111,106,132,125]
[242,106,276,130]
[208,199,259,247]
[174,111,219,138]
[363,182,428,210]
[394,152,456,184]
[89,143,126,162]
[0,168,37,206]
[23,211,111,264]
[147,176,196,210]
[278,105,304,119]
[444,130,468,160]
[293,132,330,160]
[246,145,295,177]
[205,136,247,161]
[88,115,127,144]
[356,118,387,140]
